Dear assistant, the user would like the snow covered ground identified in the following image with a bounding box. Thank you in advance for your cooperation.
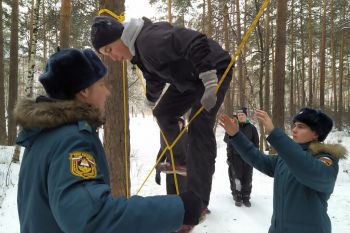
[1,116,350,232]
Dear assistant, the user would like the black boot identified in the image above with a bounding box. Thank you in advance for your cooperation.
[243,195,251,207]
[234,192,242,207]
[243,199,251,207]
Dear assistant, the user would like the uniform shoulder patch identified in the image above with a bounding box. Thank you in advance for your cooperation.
[69,151,97,179]
[319,156,333,166]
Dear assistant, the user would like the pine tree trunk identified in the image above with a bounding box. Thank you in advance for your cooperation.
[253,0,265,152]
[235,0,244,106]
[0,0,7,144]
[202,0,206,33]
[338,31,345,130]
[28,0,34,56]
[42,0,47,62]
[262,7,271,152]
[8,0,19,145]
[222,3,233,115]
[300,9,306,108]
[272,0,287,130]
[100,0,130,197]
[26,0,41,98]
[330,0,337,113]
[242,0,248,107]
[319,0,326,110]
[263,8,270,115]
[289,0,295,120]
[307,0,313,106]
[207,0,213,37]
[60,0,71,48]
[167,0,172,23]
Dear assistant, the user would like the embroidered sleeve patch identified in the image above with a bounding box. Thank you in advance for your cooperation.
[319,157,333,166]
[69,151,97,179]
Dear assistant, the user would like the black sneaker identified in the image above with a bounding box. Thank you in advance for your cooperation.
[243,199,251,207]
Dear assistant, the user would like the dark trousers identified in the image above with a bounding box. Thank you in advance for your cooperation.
[157,132,188,194]
[227,155,253,200]
[153,70,232,207]
[166,174,187,194]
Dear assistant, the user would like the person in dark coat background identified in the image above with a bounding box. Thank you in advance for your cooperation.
[224,107,259,207]
[90,16,233,232]
[219,108,347,233]
[14,48,201,233]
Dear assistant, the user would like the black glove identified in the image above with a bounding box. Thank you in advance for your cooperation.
[179,191,201,225]
[155,171,161,185]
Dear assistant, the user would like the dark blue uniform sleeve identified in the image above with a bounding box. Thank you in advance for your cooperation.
[47,132,184,233]
[267,128,338,194]
[229,132,278,177]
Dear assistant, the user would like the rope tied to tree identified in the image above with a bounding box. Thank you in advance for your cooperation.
[98,9,130,198]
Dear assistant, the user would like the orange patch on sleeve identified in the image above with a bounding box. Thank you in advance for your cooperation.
[319,157,333,166]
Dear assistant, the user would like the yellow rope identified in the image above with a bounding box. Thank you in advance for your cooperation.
[122,61,130,198]
[135,0,271,194]
[134,66,180,195]
[98,9,125,22]
[161,130,180,195]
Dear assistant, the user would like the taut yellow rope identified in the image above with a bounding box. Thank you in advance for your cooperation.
[136,0,271,194]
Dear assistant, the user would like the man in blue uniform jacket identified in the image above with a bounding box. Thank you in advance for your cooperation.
[14,48,201,233]
[219,108,347,233]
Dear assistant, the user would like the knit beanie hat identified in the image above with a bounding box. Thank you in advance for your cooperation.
[293,107,333,142]
[237,107,248,116]
[91,16,124,52]
[39,48,107,100]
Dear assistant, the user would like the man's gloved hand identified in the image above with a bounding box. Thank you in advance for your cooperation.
[199,70,218,111]
[155,171,161,185]
[179,191,202,225]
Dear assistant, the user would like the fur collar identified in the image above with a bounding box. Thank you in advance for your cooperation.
[308,142,348,160]
[14,98,104,129]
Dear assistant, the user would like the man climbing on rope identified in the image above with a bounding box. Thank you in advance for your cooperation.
[91,16,233,232]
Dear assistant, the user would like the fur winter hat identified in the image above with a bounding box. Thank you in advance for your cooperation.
[293,107,333,142]
[39,48,107,100]
[91,16,124,52]
[237,107,248,116]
